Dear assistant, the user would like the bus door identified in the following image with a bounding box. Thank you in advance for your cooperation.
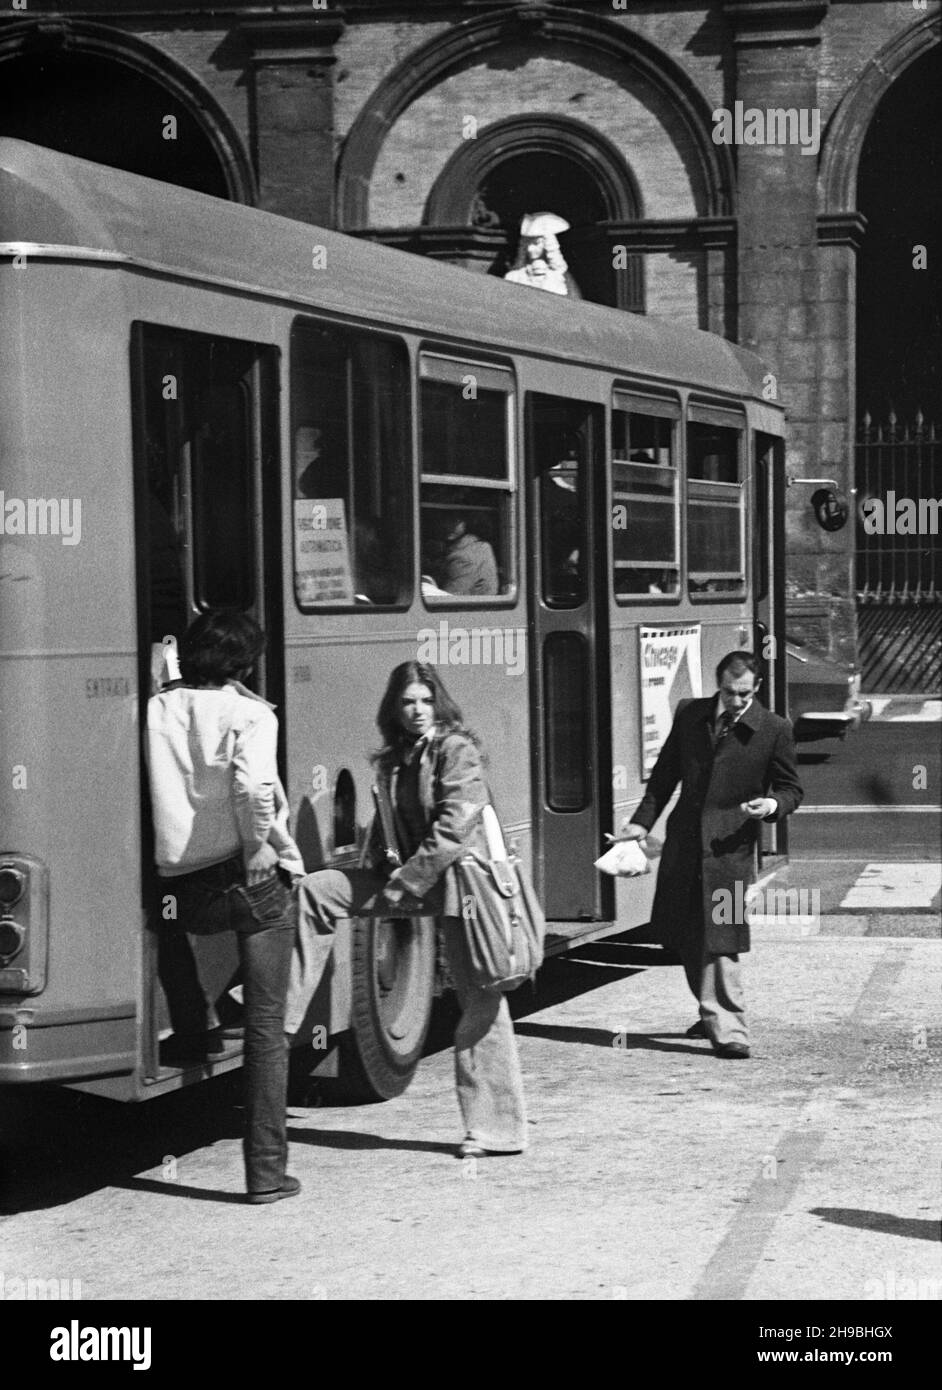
[131,324,283,1076]
[526,394,614,922]
[753,429,786,857]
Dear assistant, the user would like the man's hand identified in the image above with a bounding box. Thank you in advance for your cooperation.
[379,872,422,913]
[243,842,279,885]
[612,820,647,843]
[741,797,777,820]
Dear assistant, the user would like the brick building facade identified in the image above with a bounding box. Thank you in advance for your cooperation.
[2,0,939,684]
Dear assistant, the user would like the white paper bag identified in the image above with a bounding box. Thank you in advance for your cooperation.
[594,839,650,877]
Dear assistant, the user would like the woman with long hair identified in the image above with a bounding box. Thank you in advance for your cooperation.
[286,661,527,1156]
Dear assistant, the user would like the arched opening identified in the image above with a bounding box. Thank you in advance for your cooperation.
[856,47,941,424]
[0,51,229,196]
[0,23,254,202]
[425,115,644,309]
[476,150,609,300]
[854,46,941,693]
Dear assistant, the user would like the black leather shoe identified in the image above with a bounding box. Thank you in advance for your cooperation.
[712,1041,750,1059]
[685,1020,708,1039]
[246,1176,301,1205]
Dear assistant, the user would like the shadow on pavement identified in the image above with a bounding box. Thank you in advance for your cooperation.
[0,1072,246,1216]
[513,1021,706,1055]
[286,1128,454,1156]
[115,1176,246,1204]
[811,1208,941,1242]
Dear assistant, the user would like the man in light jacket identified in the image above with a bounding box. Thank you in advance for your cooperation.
[146,610,303,1203]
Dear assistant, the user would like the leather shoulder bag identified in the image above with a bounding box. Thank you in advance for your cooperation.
[455,804,546,992]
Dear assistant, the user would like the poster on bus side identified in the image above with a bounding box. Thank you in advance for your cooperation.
[294,496,354,605]
[639,624,703,779]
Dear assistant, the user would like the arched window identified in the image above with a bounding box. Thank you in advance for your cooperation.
[425,115,644,311]
[0,20,254,202]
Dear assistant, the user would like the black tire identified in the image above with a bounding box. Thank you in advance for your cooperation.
[341,915,436,1101]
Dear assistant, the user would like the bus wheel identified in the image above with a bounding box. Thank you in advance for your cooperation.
[343,916,436,1100]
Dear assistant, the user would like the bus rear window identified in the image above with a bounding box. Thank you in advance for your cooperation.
[419,355,515,604]
[291,322,411,609]
[686,420,745,596]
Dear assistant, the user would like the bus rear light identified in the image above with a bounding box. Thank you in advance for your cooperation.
[0,856,48,996]
[0,918,23,960]
[0,866,25,907]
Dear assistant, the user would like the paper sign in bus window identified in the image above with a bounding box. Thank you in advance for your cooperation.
[639,624,702,779]
[294,497,354,605]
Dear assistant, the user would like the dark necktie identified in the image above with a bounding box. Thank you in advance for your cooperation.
[716,710,735,742]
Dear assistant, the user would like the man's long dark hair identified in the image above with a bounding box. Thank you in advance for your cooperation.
[179,610,265,687]
[373,661,480,773]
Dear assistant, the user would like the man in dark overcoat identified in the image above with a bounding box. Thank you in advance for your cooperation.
[620,651,803,1058]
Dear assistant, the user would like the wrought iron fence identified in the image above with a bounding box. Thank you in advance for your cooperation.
[855,411,941,693]
[856,411,940,601]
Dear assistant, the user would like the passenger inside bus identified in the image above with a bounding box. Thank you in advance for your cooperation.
[424,508,499,597]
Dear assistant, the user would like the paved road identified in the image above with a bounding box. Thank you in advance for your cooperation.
[790,722,940,858]
[2,935,938,1301]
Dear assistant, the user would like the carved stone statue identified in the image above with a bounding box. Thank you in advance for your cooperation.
[504,211,575,297]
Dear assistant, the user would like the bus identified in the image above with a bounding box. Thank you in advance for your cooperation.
[0,138,786,1104]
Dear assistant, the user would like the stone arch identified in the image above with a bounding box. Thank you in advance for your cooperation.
[336,3,733,229]
[424,113,644,225]
[0,17,256,203]
[820,11,940,215]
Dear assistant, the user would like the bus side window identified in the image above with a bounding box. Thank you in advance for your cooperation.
[610,399,680,600]
[191,354,256,612]
[135,330,265,689]
[140,340,189,645]
[290,322,411,609]
[686,415,746,597]
[419,356,516,605]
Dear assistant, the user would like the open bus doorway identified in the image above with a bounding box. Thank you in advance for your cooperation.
[131,325,283,1081]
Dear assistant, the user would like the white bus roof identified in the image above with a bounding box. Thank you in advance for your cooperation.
[0,138,776,408]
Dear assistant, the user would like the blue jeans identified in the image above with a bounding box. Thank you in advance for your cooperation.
[286,868,528,1150]
[159,857,295,1193]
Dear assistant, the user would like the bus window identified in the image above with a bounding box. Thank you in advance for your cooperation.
[139,341,189,645]
[133,330,265,634]
[611,395,680,600]
[191,367,255,611]
[291,322,411,609]
[527,398,592,608]
[543,632,590,810]
[686,415,745,596]
[419,355,515,604]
